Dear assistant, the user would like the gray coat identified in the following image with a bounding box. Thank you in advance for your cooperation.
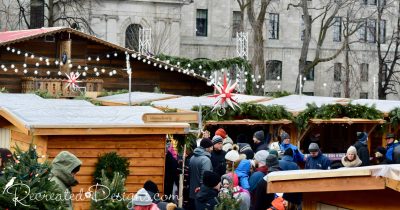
[189,147,212,199]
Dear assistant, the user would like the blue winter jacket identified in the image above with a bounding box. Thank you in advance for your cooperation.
[305,151,331,170]
[234,159,251,190]
[386,142,399,163]
[280,143,305,163]
[279,155,300,171]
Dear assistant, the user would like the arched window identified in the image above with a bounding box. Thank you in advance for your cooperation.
[125,24,142,51]
[266,60,282,80]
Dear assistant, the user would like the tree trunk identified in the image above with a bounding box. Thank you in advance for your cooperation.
[344,43,350,98]
[48,0,54,27]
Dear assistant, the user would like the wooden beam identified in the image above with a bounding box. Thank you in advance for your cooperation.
[31,127,188,135]
[267,168,371,182]
[298,124,313,145]
[385,178,400,192]
[205,119,292,125]
[310,118,386,124]
[267,176,385,193]
[0,109,29,135]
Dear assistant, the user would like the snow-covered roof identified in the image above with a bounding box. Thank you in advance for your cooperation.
[257,95,348,112]
[151,94,270,110]
[0,93,188,132]
[351,99,400,113]
[96,92,178,105]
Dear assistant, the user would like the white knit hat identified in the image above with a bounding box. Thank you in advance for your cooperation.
[132,188,152,206]
[225,149,240,162]
[254,150,269,165]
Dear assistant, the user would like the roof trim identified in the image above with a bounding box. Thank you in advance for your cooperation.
[205,119,292,125]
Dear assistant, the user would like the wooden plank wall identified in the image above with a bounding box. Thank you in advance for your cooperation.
[303,189,400,210]
[46,134,166,210]
[9,129,48,159]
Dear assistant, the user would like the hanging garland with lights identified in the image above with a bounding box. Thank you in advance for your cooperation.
[295,103,383,132]
[192,103,293,122]
[156,54,254,94]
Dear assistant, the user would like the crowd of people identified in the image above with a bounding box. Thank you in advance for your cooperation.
[1,129,400,210]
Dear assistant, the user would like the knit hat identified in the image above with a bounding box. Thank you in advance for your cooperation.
[237,134,247,143]
[270,197,285,210]
[254,150,269,165]
[132,188,153,206]
[265,154,279,168]
[238,143,254,159]
[203,171,220,188]
[346,146,357,156]
[357,132,368,143]
[200,138,213,149]
[269,149,279,158]
[308,143,319,152]
[143,180,159,194]
[386,133,395,139]
[253,130,265,142]
[284,148,294,157]
[222,136,234,152]
[212,135,223,145]
[225,149,240,162]
[280,132,290,141]
[215,128,227,139]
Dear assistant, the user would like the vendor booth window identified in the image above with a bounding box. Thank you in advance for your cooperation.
[196,9,208,36]
[125,24,142,51]
[266,60,282,80]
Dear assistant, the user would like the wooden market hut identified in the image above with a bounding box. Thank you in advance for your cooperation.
[95,91,180,106]
[266,165,400,210]
[0,27,212,96]
[0,93,189,210]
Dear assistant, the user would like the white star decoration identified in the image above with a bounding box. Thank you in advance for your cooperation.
[64,72,81,91]
[209,73,240,111]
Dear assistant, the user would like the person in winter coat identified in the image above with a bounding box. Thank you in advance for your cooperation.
[189,138,213,210]
[353,132,370,166]
[375,146,389,164]
[278,148,300,171]
[211,135,227,177]
[220,174,250,210]
[0,148,13,175]
[253,130,269,152]
[249,150,269,192]
[279,132,305,163]
[144,180,168,210]
[305,143,331,170]
[51,151,82,210]
[238,143,254,160]
[215,128,234,152]
[195,171,221,210]
[340,146,362,168]
[132,188,160,210]
[393,144,400,164]
[254,154,281,210]
[234,159,251,191]
[164,147,178,202]
[385,133,399,163]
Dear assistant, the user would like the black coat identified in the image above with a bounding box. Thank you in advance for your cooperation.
[210,149,227,178]
[254,179,275,210]
[195,185,219,210]
[354,141,370,166]
[254,143,269,153]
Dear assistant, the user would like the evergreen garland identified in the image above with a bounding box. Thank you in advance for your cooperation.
[192,103,293,122]
[296,103,383,132]
[90,170,129,210]
[93,152,130,184]
[215,189,241,210]
[156,54,253,94]
[0,145,66,210]
[388,107,400,128]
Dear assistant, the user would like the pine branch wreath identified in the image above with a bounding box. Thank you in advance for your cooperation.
[93,152,130,184]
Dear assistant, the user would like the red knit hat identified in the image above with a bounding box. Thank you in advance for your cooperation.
[269,197,285,210]
[215,128,227,139]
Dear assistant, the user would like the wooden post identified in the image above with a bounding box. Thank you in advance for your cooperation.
[178,144,186,208]
[59,39,71,74]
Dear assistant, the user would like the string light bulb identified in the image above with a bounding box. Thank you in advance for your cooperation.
[55,60,59,65]
[114,52,118,57]
[30,54,35,59]
[82,72,87,76]
[10,64,15,68]
[46,71,50,75]
[17,50,21,55]
[34,70,38,74]
[112,70,117,74]
[95,72,100,76]
[6,47,10,51]
[101,69,106,73]
[24,53,28,57]
[58,71,62,75]
[23,69,28,74]
[14,69,18,73]
[87,57,92,61]
[39,57,43,61]
[106,54,110,58]
[35,63,40,67]
[96,57,100,62]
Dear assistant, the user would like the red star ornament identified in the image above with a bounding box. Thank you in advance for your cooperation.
[64,72,81,91]
[209,73,240,110]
